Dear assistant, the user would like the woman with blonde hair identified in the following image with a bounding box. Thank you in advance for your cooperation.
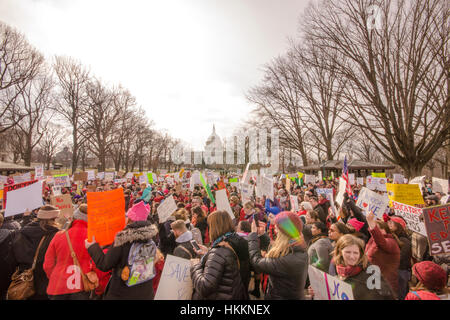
[327,234,394,300]
[248,211,309,299]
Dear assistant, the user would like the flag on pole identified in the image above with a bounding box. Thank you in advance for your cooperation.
[342,156,353,196]
[200,172,215,204]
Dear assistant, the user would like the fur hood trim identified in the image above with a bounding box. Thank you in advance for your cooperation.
[114,224,158,247]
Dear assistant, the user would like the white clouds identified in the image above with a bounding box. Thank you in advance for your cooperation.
[0,0,309,150]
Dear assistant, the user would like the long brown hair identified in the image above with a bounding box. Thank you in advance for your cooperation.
[333,234,369,269]
[377,221,402,248]
[207,210,235,243]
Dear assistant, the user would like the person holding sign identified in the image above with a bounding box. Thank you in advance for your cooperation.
[85,201,160,300]
[248,211,309,299]
[190,210,248,300]
[365,211,401,299]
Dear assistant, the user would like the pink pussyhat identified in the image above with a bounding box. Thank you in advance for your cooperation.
[126,201,150,222]
[347,218,365,232]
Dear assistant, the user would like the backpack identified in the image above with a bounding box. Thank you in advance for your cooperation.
[125,240,157,287]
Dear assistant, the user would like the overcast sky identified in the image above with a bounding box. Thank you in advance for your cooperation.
[0,0,311,150]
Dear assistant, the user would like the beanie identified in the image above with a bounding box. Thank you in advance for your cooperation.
[37,205,60,220]
[275,211,303,240]
[127,201,150,222]
[348,218,365,232]
[73,204,88,222]
[390,216,406,230]
[412,261,447,291]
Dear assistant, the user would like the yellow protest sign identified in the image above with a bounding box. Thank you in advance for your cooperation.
[298,172,304,179]
[372,172,386,178]
[386,183,425,206]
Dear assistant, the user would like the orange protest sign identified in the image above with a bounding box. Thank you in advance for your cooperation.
[87,188,126,246]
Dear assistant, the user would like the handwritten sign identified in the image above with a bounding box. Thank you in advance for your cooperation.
[104,172,115,182]
[74,172,88,182]
[216,189,235,221]
[348,173,355,186]
[50,194,73,219]
[356,187,390,218]
[392,201,426,237]
[422,204,450,256]
[290,195,299,212]
[52,186,62,196]
[308,265,354,300]
[260,176,274,201]
[241,183,253,203]
[157,195,178,223]
[3,180,38,208]
[4,181,43,217]
[432,177,449,195]
[53,174,71,188]
[87,170,96,181]
[386,183,425,206]
[393,174,405,184]
[335,177,347,207]
[14,172,32,184]
[35,165,44,179]
[87,188,126,246]
[304,174,316,184]
[356,177,364,186]
[154,255,193,300]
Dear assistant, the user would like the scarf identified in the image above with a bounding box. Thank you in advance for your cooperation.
[336,264,363,278]
[310,234,327,245]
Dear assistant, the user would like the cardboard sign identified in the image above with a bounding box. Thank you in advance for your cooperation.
[216,189,235,221]
[157,195,178,223]
[4,181,43,217]
[386,183,425,206]
[392,201,426,237]
[422,204,450,255]
[74,172,88,182]
[53,174,71,187]
[50,194,74,219]
[154,255,193,300]
[3,180,38,208]
[308,265,354,300]
[356,187,390,218]
[432,177,449,195]
[87,188,126,246]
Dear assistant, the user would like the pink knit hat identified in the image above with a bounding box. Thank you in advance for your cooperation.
[126,201,150,222]
[347,218,365,232]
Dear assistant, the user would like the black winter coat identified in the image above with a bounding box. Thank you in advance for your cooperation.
[87,221,159,300]
[248,232,309,300]
[191,244,246,300]
[0,229,16,299]
[173,241,197,260]
[227,233,251,292]
[12,221,59,300]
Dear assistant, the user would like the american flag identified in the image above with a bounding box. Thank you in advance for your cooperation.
[342,155,353,196]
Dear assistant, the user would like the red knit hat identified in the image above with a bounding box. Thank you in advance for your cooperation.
[274,211,303,240]
[347,218,365,232]
[390,216,406,230]
[412,261,447,291]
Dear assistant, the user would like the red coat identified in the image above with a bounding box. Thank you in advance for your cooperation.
[365,225,400,297]
[44,220,96,296]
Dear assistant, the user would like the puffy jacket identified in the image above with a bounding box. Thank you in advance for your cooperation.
[307,236,333,272]
[226,233,251,292]
[87,221,159,300]
[0,229,16,299]
[265,199,281,215]
[12,221,59,299]
[248,232,308,300]
[191,244,246,300]
[44,220,94,296]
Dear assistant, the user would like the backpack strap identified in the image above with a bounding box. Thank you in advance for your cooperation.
[411,291,422,300]
[178,245,193,259]
[64,231,85,277]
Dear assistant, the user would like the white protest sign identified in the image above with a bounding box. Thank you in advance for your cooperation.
[126,172,134,179]
[53,175,71,187]
[260,176,274,201]
[241,183,253,203]
[35,165,44,178]
[393,174,405,184]
[52,186,62,196]
[304,174,316,184]
[190,171,201,191]
[216,189,235,221]
[5,181,43,217]
[318,170,323,182]
[348,173,355,186]
[14,172,31,184]
[308,266,354,300]
[157,195,178,223]
[104,172,115,182]
[290,195,299,212]
[154,255,193,300]
[87,170,96,181]
[357,177,364,186]
[0,175,8,184]
[335,177,346,207]
[366,176,376,190]
[432,177,448,195]
[139,174,148,185]
[97,172,105,180]
[391,201,427,237]
[356,187,390,218]
[242,163,251,185]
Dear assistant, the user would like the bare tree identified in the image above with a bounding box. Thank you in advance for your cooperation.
[301,0,449,178]
[37,122,67,169]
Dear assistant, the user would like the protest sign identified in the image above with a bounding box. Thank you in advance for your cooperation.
[290,195,299,212]
[356,187,390,218]
[392,201,426,237]
[385,183,425,206]
[372,177,387,192]
[87,170,96,181]
[35,165,44,179]
[154,255,193,300]
[318,171,323,182]
[241,163,251,185]
[157,195,178,223]
[0,175,8,184]
[216,189,235,221]
[104,172,114,182]
[335,177,346,207]
[3,180,38,208]
[393,174,405,184]
[241,183,253,203]
[348,173,355,186]
[366,176,376,190]
[50,194,73,219]
[432,177,448,195]
[304,174,316,184]
[356,177,364,186]
[53,174,70,187]
[286,177,291,192]
[422,203,450,255]
[87,188,126,246]
[114,178,127,184]
[74,172,88,182]
[260,176,274,201]
[372,172,386,178]
[0,189,3,201]
[4,181,43,217]
[126,172,134,179]
[14,172,31,184]
[308,266,354,300]
[52,186,62,196]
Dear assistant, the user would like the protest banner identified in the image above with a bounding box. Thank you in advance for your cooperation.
[409,176,425,194]
[87,188,126,247]
[3,180,38,208]
[216,189,235,221]
[0,189,3,201]
[4,181,43,217]
[432,177,449,195]
[356,187,390,218]
[87,170,96,181]
[290,195,299,212]
[335,177,346,207]
[157,195,178,223]
[53,174,71,187]
[74,172,88,182]
[308,265,354,300]
[392,201,426,237]
[385,183,425,206]
[422,203,450,255]
[50,194,74,219]
[154,255,193,300]
[35,165,44,179]
[356,177,364,186]
[393,174,405,184]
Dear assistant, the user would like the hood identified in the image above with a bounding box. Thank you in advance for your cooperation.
[0,229,12,244]
[114,221,158,247]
